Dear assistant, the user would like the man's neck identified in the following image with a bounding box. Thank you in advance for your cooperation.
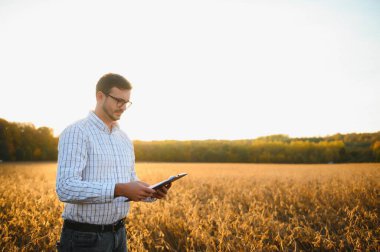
[94,109,114,130]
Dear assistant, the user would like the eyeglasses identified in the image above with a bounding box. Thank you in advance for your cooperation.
[105,93,132,109]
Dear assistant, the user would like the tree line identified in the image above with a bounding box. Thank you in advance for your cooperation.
[0,118,379,163]
[0,118,58,161]
[134,133,380,163]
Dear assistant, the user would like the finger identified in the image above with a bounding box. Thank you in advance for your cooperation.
[139,194,148,199]
[157,188,167,196]
[156,190,166,198]
[138,193,151,200]
[137,181,150,187]
[159,187,168,193]
[140,192,153,198]
[143,187,156,194]
[153,192,163,199]
[152,193,160,199]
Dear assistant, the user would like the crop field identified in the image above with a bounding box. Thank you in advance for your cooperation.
[0,162,379,251]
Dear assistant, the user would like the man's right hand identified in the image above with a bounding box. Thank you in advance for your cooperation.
[114,181,155,201]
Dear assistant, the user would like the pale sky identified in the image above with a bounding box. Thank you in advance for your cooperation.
[1,0,379,140]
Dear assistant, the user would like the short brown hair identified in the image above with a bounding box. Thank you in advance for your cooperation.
[96,73,132,94]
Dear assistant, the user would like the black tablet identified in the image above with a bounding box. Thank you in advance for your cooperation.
[124,173,187,202]
[149,173,187,190]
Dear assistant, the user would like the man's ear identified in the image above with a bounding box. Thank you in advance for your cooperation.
[96,91,104,102]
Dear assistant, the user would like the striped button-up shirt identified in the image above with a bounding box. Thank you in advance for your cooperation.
[56,111,139,224]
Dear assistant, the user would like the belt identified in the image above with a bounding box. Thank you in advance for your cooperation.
[63,218,125,233]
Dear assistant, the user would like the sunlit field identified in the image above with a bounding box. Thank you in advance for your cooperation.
[0,162,379,251]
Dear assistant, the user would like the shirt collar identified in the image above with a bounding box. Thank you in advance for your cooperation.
[88,111,120,133]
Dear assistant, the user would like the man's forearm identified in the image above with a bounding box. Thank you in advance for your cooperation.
[56,178,115,204]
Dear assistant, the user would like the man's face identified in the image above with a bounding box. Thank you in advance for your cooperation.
[101,87,131,122]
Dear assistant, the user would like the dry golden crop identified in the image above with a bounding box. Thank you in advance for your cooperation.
[0,162,379,251]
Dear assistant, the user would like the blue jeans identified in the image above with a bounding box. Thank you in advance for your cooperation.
[56,226,127,252]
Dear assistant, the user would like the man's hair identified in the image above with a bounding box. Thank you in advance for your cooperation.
[96,73,132,94]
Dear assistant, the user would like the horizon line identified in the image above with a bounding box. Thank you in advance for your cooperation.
[1,117,378,141]
[131,130,380,142]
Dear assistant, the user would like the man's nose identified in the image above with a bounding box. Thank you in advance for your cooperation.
[120,103,127,110]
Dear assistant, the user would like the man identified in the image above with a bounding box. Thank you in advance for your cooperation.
[56,73,169,251]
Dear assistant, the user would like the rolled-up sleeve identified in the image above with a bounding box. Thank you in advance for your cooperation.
[56,126,115,204]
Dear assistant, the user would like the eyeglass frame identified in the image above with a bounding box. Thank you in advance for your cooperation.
[104,93,132,109]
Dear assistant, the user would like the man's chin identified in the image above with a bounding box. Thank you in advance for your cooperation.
[112,113,122,121]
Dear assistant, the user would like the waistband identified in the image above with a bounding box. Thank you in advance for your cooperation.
[63,218,125,233]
